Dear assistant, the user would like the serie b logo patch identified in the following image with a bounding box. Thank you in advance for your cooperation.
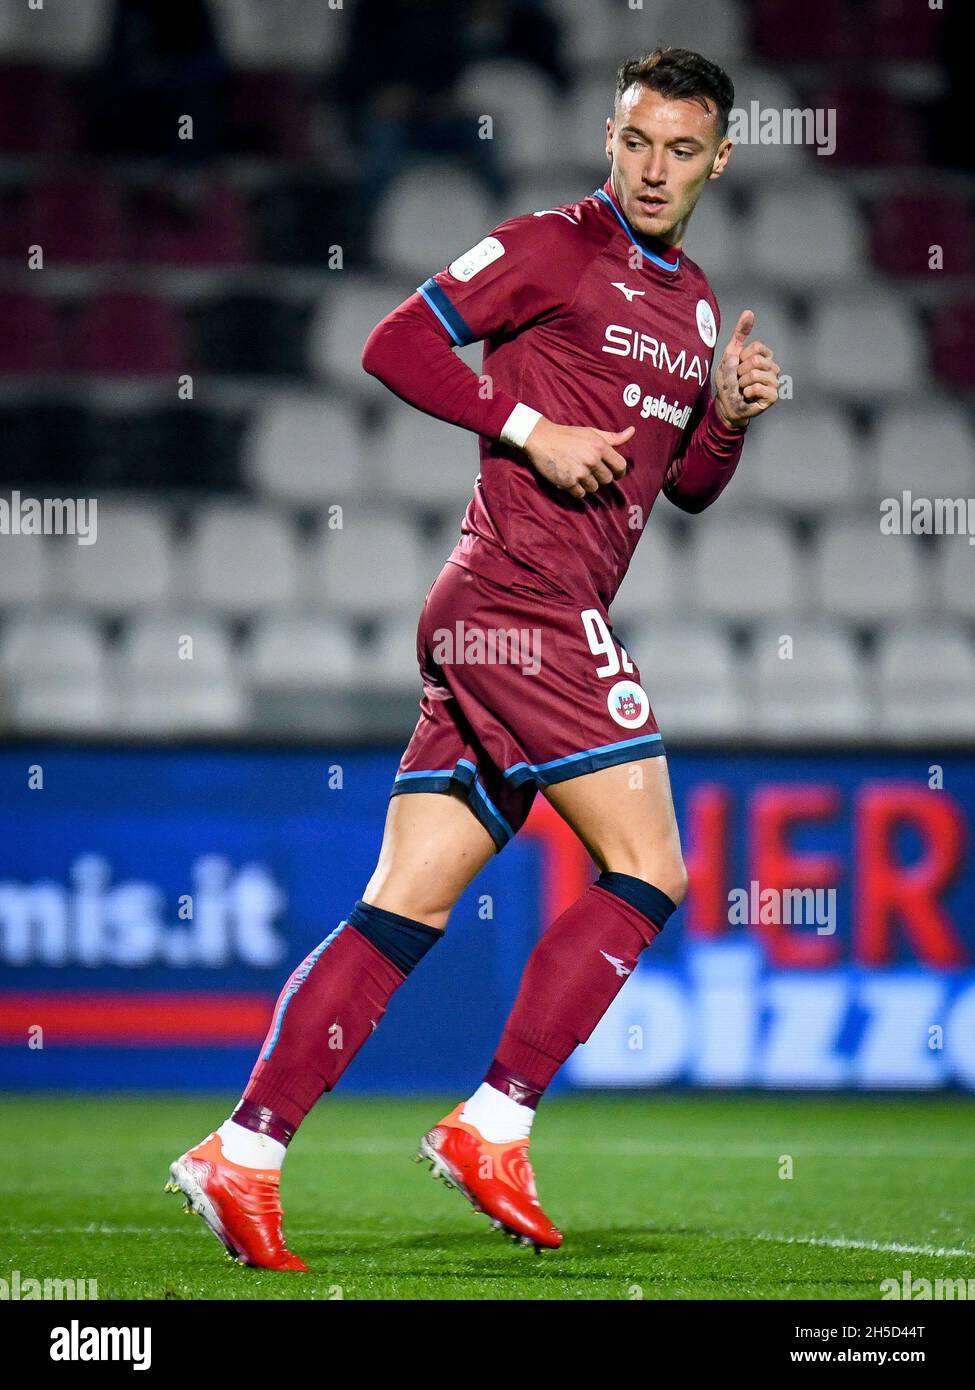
[696,298,717,348]
[607,679,650,729]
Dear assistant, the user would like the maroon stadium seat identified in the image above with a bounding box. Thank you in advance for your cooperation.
[810,86,925,167]
[930,300,975,389]
[67,292,187,376]
[18,173,127,265]
[749,0,858,63]
[871,193,975,277]
[134,182,252,266]
[229,72,312,160]
[865,0,943,61]
[0,65,79,155]
[0,291,60,373]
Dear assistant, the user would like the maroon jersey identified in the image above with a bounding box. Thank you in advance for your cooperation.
[416,178,731,608]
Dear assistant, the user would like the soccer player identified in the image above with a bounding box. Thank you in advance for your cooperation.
[167,47,780,1269]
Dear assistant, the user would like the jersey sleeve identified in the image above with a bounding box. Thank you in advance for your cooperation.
[416,211,582,346]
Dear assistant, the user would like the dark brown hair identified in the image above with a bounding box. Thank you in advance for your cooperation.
[615,48,735,136]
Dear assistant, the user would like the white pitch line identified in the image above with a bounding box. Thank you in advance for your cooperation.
[752,1232,975,1259]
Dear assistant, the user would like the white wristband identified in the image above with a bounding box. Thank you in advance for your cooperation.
[499,403,543,449]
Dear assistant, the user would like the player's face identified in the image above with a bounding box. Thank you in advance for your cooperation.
[606,85,731,246]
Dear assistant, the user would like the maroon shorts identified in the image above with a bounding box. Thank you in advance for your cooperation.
[391,561,666,850]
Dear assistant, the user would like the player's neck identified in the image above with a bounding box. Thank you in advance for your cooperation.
[601,177,683,262]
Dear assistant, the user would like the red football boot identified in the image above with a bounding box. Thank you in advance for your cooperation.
[417,1104,562,1250]
[165,1132,308,1272]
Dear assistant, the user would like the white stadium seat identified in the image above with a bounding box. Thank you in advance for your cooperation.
[690,510,803,619]
[746,183,866,287]
[377,410,481,510]
[13,0,111,65]
[0,533,49,607]
[243,393,370,506]
[750,618,871,740]
[210,0,347,69]
[872,401,975,501]
[625,617,746,738]
[611,520,684,623]
[308,275,416,396]
[813,516,929,622]
[875,622,975,740]
[681,190,741,280]
[0,613,108,733]
[184,505,301,616]
[810,291,924,398]
[59,501,172,613]
[737,405,864,512]
[244,613,358,689]
[313,510,427,617]
[377,163,497,280]
[114,612,245,735]
[364,615,424,693]
[456,60,563,176]
[722,67,811,179]
[937,532,975,619]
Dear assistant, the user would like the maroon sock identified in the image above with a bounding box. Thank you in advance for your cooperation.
[487,872,677,1104]
[241,902,441,1134]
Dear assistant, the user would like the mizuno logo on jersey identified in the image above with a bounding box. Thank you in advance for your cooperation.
[611,282,645,301]
[600,950,631,977]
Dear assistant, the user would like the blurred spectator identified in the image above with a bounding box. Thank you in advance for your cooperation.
[461,0,568,90]
[339,0,503,191]
[87,0,228,162]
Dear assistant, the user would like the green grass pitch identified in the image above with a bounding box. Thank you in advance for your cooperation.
[2,1092,973,1300]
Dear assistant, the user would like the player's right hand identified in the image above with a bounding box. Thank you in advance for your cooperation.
[521,419,634,500]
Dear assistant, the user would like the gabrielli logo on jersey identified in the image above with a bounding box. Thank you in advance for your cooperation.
[602,324,709,384]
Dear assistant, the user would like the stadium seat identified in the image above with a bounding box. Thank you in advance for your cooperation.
[813,516,929,622]
[746,183,866,286]
[243,393,370,506]
[210,0,347,70]
[134,183,252,267]
[721,67,809,180]
[650,0,747,62]
[624,617,746,738]
[689,511,803,619]
[308,276,417,395]
[0,292,60,373]
[610,522,685,624]
[0,401,89,489]
[865,0,944,61]
[929,300,975,390]
[12,0,111,66]
[0,65,79,155]
[681,190,741,280]
[810,291,924,398]
[871,193,975,278]
[228,72,312,160]
[0,611,103,679]
[184,506,302,615]
[376,410,481,510]
[563,76,615,167]
[59,502,173,614]
[244,613,359,688]
[114,611,247,734]
[376,163,496,278]
[313,510,427,618]
[749,0,858,62]
[810,85,924,168]
[0,533,50,608]
[256,176,368,269]
[497,172,603,223]
[192,293,313,377]
[66,292,188,376]
[364,615,424,693]
[17,173,127,264]
[875,622,975,740]
[872,402,975,501]
[937,534,975,620]
[736,405,863,513]
[456,60,563,176]
[750,617,871,740]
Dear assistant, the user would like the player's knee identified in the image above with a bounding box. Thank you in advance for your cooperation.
[601,852,688,909]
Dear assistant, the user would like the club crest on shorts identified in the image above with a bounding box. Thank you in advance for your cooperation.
[696,298,717,347]
[607,679,650,729]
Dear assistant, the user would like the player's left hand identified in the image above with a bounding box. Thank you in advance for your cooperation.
[714,310,780,430]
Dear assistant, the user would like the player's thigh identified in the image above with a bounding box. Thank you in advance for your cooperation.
[542,756,687,902]
[362,786,497,930]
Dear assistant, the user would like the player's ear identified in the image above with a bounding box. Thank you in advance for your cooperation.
[708,137,732,181]
[605,116,614,161]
